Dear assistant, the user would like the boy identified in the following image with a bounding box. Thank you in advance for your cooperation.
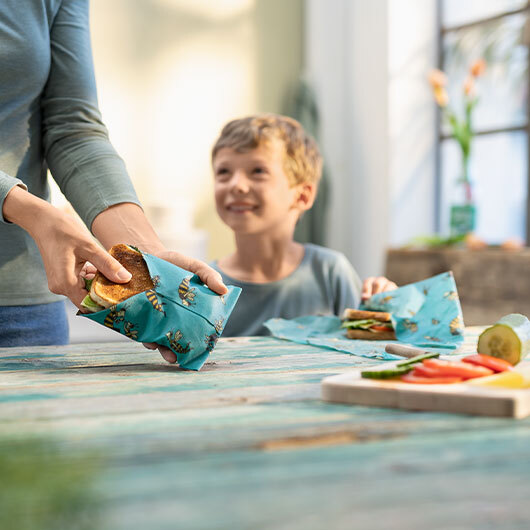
[211,114,396,336]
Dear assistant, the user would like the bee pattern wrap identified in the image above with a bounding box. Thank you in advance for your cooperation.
[80,250,241,370]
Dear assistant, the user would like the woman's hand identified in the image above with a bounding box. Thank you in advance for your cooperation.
[152,249,227,296]
[361,276,398,301]
[3,187,132,308]
[91,203,228,296]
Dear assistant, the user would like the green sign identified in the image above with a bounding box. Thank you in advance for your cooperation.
[450,204,476,235]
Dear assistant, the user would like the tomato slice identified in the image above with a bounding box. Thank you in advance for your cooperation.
[423,358,494,379]
[463,354,514,373]
[371,325,392,332]
[411,364,446,378]
[401,373,463,384]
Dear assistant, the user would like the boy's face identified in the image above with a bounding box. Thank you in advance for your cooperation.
[213,140,309,236]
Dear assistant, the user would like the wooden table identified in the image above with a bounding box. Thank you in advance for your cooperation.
[1,330,530,529]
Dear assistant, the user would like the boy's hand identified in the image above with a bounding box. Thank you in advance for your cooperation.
[361,276,398,301]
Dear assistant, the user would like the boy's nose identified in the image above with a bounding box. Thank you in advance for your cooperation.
[231,171,250,193]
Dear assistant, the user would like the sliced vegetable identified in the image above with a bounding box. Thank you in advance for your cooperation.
[342,319,381,330]
[396,352,440,367]
[411,363,446,378]
[80,294,104,313]
[361,365,413,379]
[401,373,463,384]
[477,314,530,365]
[371,325,393,332]
[462,354,513,373]
[422,358,494,379]
[477,313,530,365]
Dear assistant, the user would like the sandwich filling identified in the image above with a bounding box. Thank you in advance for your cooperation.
[342,318,393,333]
[341,309,395,339]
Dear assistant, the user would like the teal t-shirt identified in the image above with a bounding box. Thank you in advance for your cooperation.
[0,0,139,305]
[211,244,362,336]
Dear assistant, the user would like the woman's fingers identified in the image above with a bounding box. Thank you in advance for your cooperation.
[80,261,97,280]
[156,251,228,295]
[86,246,131,284]
[362,276,398,300]
[157,346,177,364]
[143,343,177,363]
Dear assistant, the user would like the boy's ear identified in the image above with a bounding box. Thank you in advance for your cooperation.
[294,182,317,212]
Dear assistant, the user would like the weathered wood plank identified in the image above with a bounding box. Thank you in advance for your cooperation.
[2,329,528,529]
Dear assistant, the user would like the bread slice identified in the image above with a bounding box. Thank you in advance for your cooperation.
[90,244,154,308]
[342,308,391,322]
[346,328,396,341]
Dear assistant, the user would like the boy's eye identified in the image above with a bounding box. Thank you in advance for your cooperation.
[252,167,267,176]
[215,168,230,180]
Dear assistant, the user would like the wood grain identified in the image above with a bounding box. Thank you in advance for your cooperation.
[1,329,530,529]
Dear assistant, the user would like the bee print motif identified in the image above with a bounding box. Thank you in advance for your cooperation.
[178,277,196,307]
[214,319,224,335]
[151,275,161,288]
[104,306,126,330]
[449,316,463,336]
[145,289,166,316]
[166,330,191,354]
[432,318,440,326]
[443,291,458,301]
[402,319,418,333]
[124,321,138,340]
[204,332,219,353]
[424,335,441,342]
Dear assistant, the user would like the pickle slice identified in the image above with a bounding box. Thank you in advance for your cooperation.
[477,314,530,366]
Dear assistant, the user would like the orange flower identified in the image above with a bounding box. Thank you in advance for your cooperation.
[433,86,449,107]
[428,69,447,89]
[463,76,475,97]
[470,58,486,77]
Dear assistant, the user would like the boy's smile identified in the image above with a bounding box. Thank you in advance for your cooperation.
[213,141,302,236]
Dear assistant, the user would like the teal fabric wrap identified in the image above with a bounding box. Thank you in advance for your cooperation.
[80,251,241,370]
[264,272,464,360]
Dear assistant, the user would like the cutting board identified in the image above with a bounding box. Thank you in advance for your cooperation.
[321,362,530,418]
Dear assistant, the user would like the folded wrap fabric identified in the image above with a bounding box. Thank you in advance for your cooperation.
[264,271,464,360]
[80,251,241,370]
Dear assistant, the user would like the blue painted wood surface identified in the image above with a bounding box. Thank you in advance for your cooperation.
[1,329,530,529]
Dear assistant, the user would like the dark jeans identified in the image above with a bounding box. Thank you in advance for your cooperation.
[0,301,69,347]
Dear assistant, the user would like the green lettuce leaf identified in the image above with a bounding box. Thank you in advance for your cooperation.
[80,294,104,313]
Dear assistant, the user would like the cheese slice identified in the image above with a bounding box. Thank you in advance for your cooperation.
[466,365,530,389]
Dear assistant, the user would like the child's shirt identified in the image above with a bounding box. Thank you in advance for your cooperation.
[211,244,362,336]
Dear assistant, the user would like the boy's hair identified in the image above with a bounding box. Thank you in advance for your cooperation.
[211,114,323,187]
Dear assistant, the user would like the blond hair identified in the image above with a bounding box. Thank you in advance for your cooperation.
[211,114,322,186]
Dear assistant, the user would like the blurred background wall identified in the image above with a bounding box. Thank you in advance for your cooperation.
[88,0,303,261]
[54,0,529,339]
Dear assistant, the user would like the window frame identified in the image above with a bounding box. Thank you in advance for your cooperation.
[435,0,530,244]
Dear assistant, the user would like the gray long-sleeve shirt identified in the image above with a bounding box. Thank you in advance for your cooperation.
[211,244,362,336]
[0,0,140,305]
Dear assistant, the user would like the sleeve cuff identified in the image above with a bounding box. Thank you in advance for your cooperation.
[0,171,28,224]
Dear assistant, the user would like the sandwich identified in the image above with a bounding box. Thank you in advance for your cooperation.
[81,244,154,312]
[341,308,396,340]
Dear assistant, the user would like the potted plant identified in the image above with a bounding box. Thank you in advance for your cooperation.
[428,59,486,235]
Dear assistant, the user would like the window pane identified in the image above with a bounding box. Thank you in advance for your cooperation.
[442,0,527,28]
[442,12,528,132]
[440,132,528,242]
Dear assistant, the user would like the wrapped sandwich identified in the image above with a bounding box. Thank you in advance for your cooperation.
[79,244,241,370]
[81,244,152,313]
[341,309,396,341]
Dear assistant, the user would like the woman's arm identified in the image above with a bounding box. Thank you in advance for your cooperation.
[91,203,227,295]
[2,186,133,306]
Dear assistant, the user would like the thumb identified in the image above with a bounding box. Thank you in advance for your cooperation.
[88,247,132,283]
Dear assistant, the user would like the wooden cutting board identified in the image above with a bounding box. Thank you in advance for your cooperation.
[321,362,530,418]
